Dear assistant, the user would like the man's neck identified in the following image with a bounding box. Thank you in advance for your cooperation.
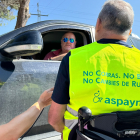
[97,30,128,42]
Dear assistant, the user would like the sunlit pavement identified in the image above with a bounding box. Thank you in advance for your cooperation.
[42,135,61,140]
[19,131,61,140]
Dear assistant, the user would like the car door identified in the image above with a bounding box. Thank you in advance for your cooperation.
[0,20,95,137]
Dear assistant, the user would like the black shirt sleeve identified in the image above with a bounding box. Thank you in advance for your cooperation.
[51,52,70,104]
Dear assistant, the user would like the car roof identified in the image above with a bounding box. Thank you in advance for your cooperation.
[0,20,93,47]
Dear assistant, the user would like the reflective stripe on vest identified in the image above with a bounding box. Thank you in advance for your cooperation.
[64,106,78,129]
[67,105,78,117]
[64,119,78,130]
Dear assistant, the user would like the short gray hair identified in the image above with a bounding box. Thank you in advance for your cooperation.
[98,0,134,34]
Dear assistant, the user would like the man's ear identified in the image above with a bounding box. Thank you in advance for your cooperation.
[95,18,102,32]
[129,28,132,35]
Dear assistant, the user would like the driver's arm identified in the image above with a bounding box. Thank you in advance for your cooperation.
[50,53,67,61]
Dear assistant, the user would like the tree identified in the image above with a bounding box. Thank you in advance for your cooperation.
[0,0,19,26]
[15,0,30,29]
[0,0,30,29]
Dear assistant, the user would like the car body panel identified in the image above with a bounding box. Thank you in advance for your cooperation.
[0,60,60,135]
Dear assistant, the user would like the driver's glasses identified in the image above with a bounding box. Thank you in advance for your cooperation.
[63,38,75,43]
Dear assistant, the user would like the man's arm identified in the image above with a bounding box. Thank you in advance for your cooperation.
[0,87,53,140]
[50,53,67,61]
[48,101,66,133]
[48,53,70,133]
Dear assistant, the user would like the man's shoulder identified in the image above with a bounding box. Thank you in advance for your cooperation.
[44,49,61,60]
[52,49,62,55]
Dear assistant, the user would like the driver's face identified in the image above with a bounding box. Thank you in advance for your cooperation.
[61,33,76,53]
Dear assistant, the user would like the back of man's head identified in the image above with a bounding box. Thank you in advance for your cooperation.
[98,0,134,35]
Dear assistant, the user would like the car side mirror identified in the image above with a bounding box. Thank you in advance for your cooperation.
[0,30,43,58]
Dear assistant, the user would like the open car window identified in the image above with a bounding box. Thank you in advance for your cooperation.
[29,29,91,60]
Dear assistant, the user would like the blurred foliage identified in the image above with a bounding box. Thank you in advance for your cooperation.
[0,0,20,26]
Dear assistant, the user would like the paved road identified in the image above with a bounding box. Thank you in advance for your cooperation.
[42,135,61,140]
[19,131,61,140]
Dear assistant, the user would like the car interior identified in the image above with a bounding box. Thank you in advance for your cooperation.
[29,29,92,60]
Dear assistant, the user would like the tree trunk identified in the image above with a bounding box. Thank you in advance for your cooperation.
[15,0,30,29]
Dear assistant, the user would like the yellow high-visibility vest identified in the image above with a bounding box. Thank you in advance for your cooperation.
[63,41,140,140]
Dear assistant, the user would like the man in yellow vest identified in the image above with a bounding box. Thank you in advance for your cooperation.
[48,0,140,140]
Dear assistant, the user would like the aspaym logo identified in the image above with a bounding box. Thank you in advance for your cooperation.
[93,91,140,108]
[93,91,103,103]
